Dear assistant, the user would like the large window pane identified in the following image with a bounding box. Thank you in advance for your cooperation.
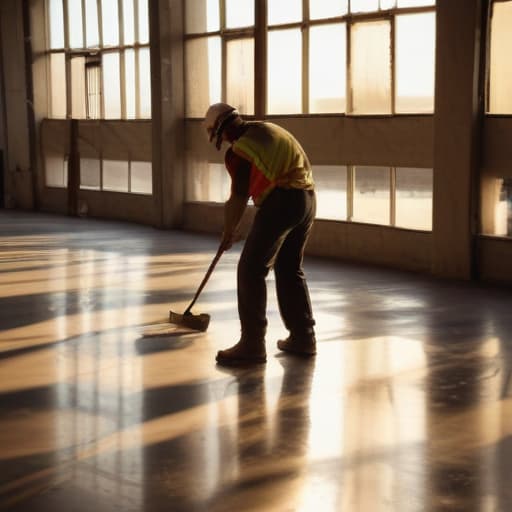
[68,0,84,48]
[101,0,120,46]
[137,0,149,43]
[138,48,152,118]
[71,57,86,118]
[380,0,396,8]
[226,0,254,28]
[351,0,379,13]
[185,37,221,117]
[353,166,390,225]
[351,21,391,114]
[314,166,347,221]
[86,62,101,118]
[186,0,220,33]
[85,0,100,47]
[227,38,254,115]
[123,0,135,45]
[102,52,121,118]
[125,50,136,119]
[310,0,348,20]
[45,154,68,187]
[395,13,435,113]
[309,24,346,113]
[489,1,512,114]
[397,0,435,7]
[49,0,65,49]
[186,162,229,202]
[80,157,100,190]
[268,0,302,25]
[395,168,433,230]
[130,161,152,194]
[50,53,67,118]
[103,160,129,191]
[268,29,301,114]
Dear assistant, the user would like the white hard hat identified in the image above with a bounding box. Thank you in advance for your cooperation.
[204,102,239,150]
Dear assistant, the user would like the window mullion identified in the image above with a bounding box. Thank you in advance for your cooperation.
[302,0,309,114]
[254,0,267,118]
[390,13,396,114]
[346,21,353,114]
[118,0,126,119]
[134,0,140,117]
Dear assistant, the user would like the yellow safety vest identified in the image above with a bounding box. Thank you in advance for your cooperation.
[232,122,314,205]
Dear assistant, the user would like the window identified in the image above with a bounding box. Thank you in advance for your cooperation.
[46,0,151,119]
[314,165,348,221]
[488,0,512,114]
[184,0,436,117]
[315,165,433,230]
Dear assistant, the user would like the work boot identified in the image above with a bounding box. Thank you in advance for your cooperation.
[216,338,267,366]
[277,329,316,356]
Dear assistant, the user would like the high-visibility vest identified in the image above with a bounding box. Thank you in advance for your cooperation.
[232,122,314,205]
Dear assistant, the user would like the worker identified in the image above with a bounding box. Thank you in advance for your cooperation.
[204,102,317,365]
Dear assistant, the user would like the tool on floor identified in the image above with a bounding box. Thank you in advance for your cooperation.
[168,244,225,332]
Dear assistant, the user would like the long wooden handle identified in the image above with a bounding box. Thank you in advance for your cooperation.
[184,244,225,315]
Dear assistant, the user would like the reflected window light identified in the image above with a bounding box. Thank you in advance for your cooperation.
[395,13,435,113]
[267,29,302,114]
[80,157,101,190]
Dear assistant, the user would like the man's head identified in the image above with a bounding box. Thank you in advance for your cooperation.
[204,103,243,150]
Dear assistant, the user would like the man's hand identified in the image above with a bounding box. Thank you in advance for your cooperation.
[220,230,234,251]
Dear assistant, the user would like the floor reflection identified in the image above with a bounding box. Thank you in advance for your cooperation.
[1,212,512,511]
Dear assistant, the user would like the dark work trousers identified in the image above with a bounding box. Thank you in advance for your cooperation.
[237,187,316,342]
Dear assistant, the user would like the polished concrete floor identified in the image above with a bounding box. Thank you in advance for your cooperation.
[1,211,512,511]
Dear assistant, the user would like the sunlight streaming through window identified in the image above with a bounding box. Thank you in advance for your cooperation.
[267,29,302,114]
[395,13,435,113]
[309,24,346,113]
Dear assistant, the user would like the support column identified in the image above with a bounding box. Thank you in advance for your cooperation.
[432,0,487,279]
[150,0,185,228]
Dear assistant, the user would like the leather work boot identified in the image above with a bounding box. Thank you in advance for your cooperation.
[277,330,316,356]
[216,338,267,366]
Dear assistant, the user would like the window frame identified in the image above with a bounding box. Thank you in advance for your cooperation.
[45,0,151,120]
[183,0,437,118]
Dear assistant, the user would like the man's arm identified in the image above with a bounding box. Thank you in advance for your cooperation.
[221,148,251,250]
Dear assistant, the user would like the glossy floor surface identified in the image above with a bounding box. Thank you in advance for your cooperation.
[1,211,512,511]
